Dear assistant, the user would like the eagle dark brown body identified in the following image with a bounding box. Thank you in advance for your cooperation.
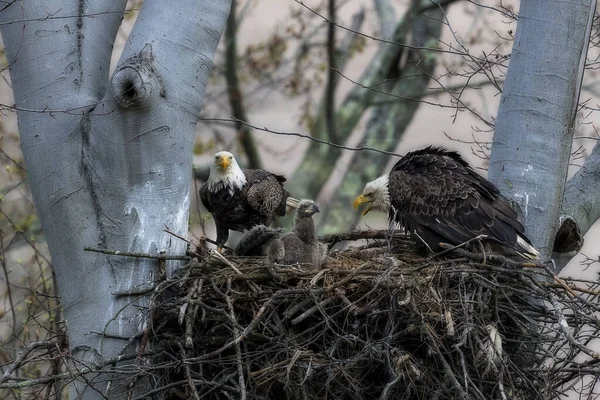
[355,146,540,259]
[200,151,299,249]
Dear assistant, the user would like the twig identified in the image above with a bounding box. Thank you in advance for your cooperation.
[291,296,337,325]
[83,247,190,261]
[210,250,260,294]
[201,117,402,157]
[293,0,462,55]
[549,294,600,360]
[438,243,542,268]
[226,278,247,400]
[0,341,57,385]
[429,235,489,259]
[179,344,201,400]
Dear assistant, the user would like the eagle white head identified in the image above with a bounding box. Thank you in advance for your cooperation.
[207,151,247,194]
[353,175,390,216]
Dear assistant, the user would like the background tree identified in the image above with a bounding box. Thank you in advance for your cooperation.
[0,0,231,397]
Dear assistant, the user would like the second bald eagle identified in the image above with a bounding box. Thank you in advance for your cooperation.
[354,146,540,259]
[200,151,299,250]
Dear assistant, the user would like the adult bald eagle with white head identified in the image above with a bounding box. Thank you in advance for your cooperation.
[353,146,540,259]
[199,151,299,250]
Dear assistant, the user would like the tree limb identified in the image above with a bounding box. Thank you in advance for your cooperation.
[374,0,397,37]
[325,0,338,144]
[318,5,445,233]
[225,0,261,169]
[288,0,422,201]
[560,140,600,246]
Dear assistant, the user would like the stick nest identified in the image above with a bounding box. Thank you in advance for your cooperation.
[149,239,600,400]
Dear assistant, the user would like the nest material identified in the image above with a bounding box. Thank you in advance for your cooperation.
[149,239,598,400]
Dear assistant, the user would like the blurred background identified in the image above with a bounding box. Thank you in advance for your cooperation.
[1,0,600,388]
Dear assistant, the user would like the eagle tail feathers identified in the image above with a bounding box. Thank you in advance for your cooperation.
[234,225,283,256]
[286,197,301,212]
[516,235,541,260]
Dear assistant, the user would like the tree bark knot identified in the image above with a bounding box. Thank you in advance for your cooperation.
[111,43,166,109]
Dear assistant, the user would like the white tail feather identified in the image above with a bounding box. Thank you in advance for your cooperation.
[286,197,300,212]
[516,235,541,260]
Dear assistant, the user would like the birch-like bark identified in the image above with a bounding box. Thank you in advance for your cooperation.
[488,0,595,264]
[0,1,230,397]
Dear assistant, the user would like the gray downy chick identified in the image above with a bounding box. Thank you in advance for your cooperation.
[268,200,325,267]
[234,225,284,256]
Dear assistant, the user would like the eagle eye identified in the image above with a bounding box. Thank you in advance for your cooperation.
[229,156,233,160]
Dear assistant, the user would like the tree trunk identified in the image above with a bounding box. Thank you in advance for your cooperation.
[488,0,596,264]
[286,0,422,201]
[0,1,230,397]
[319,7,444,233]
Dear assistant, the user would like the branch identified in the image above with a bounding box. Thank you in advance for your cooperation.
[83,247,191,261]
[310,7,365,143]
[225,0,261,169]
[560,139,600,247]
[318,229,409,244]
[325,0,338,144]
[202,117,401,157]
[374,0,397,37]
[0,341,57,385]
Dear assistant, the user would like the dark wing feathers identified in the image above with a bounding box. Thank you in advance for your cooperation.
[389,147,527,251]
[200,168,291,247]
[198,184,213,213]
[243,169,289,217]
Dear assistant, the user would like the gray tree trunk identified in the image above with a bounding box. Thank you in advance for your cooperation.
[0,1,230,398]
[488,0,596,264]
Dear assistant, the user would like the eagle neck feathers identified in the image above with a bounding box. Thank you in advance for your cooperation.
[207,165,247,195]
[373,174,391,214]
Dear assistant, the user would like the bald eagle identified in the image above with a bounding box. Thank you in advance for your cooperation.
[199,151,299,250]
[353,146,540,259]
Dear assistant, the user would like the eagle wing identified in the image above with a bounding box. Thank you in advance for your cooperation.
[389,148,525,248]
[243,169,289,217]
[198,183,213,212]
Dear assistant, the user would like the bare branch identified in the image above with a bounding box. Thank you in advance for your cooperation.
[201,117,402,157]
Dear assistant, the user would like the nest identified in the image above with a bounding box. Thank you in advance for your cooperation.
[147,237,600,400]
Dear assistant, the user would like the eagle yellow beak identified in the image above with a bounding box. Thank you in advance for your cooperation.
[219,157,231,169]
[353,195,373,216]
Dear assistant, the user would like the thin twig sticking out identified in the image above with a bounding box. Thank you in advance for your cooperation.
[83,247,190,261]
[226,278,247,400]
